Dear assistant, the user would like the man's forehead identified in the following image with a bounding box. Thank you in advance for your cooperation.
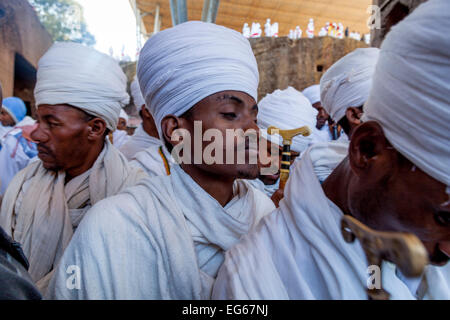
[37,104,86,118]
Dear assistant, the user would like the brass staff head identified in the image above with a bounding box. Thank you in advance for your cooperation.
[267,125,311,145]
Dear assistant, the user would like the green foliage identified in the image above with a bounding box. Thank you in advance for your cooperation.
[30,0,95,46]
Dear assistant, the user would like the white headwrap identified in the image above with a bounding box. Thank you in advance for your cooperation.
[34,42,129,131]
[258,87,318,153]
[130,76,145,109]
[320,48,380,122]
[363,0,450,186]
[119,109,129,123]
[302,84,321,105]
[137,21,259,137]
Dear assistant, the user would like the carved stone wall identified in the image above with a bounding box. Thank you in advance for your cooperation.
[0,0,52,115]
[249,36,368,100]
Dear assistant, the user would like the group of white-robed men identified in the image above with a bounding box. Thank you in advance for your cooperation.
[0,0,448,300]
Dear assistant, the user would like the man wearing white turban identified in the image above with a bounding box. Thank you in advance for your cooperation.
[119,76,162,161]
[302,84,333,142]
[247,87,318,205]
[120,76,175,177]
[320,47,380,139]
[112,109,130,148]
[0,42,147,293]
[47,21,275,300]
[213,0,450,299]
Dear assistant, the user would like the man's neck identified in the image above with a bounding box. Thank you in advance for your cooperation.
[322,160,352,214]
[180,164,235,207]
[65,142,104,183]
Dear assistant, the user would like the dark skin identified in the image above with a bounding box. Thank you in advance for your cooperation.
[162,90,259,207]
[0,108,16,127]
[323,121,450,266]
[343,106,364,138]
[312,101,329,130]
[30,104,107,183]
[139,105,159,139]
[116,117,127,131]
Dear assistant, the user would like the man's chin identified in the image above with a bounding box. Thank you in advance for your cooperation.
[41,161,60,171]
[236,164,259,180]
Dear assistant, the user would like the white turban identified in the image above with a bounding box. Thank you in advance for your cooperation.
[258,87,318,153]
[34,42,129,131]
[137,21,259,137]
[320,48,380,122]
[119,109,128,123]
[363,0,450,186]
[302,84,321,105]
[130,76,145,109]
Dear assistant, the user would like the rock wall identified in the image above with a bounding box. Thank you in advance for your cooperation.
[249,36,368,100]
[0,0,52,115]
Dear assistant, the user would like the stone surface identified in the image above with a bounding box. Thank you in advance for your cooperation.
[249,36,368,100]
[0,0,52,116]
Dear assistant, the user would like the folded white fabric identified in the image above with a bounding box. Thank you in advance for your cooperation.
[320,48,380,122]
[137,21,259,137]
[363,0,450,186]
[302,84,321,105]
[130,76,145,108]
[258,87,318,153]
[34,42,129,131]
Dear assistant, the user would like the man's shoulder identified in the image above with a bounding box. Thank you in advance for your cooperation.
[82,175,175,228]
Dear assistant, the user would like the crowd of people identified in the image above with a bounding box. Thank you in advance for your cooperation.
[0,0,448,300]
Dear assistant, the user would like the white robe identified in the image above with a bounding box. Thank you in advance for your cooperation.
[0,139,147,289]
[46,164,275,299]
[119,125,161,160]
[0,117,38,196]
[130,144,175,177]
[212,148,450,300]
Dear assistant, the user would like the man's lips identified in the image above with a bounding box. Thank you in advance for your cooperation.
[439,242,450,259]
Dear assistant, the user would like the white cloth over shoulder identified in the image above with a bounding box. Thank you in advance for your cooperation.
[0,139,146,286]
[137,21,259,137]
[302,84,321,105]
[362,0,450,186]
[130,143,174,177]
[320,48,379,122]
[112,130,129,149]
[34,42,129,131]
[119,125,162,160]
[47,165,275,299]
[258,87,318,153]
[130,76,145,108]
[212,148,450,299]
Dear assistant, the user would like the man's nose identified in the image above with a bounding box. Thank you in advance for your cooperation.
[30,123,48,143]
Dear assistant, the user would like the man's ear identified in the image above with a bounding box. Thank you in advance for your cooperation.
[160,115,190,149]
[87,118,107,141]
[141,105,150,119]
[349,121,394,178]
[346,107,363,127]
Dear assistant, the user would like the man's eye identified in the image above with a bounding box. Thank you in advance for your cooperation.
[221,112,237,120]
[434,210,450,227]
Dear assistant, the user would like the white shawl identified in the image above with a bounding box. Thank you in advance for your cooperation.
[119,125,162,161]
[0,139,147,285]
[212,149,450,299]
[129,144,174,177]
[47,165,275,299]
